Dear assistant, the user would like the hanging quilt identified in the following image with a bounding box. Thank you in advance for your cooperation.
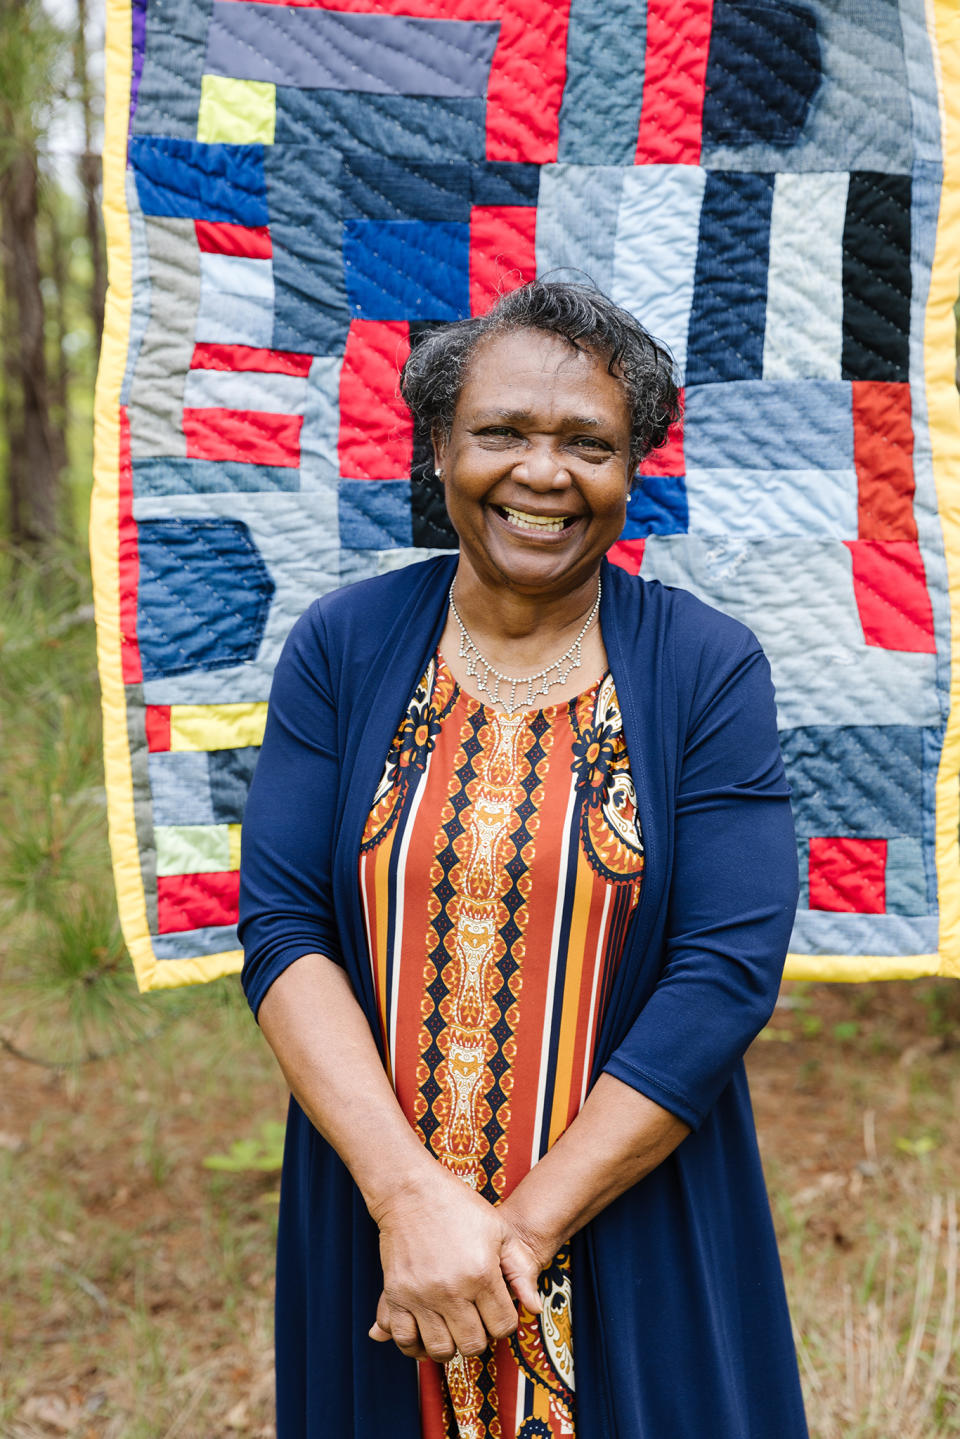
[92,0,960,989]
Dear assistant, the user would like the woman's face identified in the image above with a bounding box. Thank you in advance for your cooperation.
[435,328,633,600]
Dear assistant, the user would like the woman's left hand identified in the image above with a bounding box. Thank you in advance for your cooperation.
[369,1204,548,1360]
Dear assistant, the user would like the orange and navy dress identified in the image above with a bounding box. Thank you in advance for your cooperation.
[358,652,644,1439]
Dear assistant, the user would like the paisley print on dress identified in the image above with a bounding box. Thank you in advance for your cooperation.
[570,671,644,885]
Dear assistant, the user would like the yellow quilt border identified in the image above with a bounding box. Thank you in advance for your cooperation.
[92,0,241,991]
[96,0,959,988]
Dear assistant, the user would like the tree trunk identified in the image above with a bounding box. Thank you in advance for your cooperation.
[45,190,69,484]
[75,0,105,348]
[1,146,59,548]
[1,197,26,544]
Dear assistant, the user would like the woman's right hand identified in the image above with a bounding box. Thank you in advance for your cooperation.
[368,1165,542,1363]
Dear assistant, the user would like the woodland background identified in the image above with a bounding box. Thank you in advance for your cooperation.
[0,3,958,1434]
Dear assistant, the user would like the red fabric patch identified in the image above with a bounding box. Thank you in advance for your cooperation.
[157,871,240,934]
[338,320,413,480]
[190,342,312,377]
[607,539,645,575]
[469,205,536,315]
[852,381,917,541]
[844,540,936,654]
[638,405,685,477]
[145,705,171,753]
[118,407,142,685]
[194,220,272,259]
[183,408,304,468]
[808,837,887,914]
[635,0,714,164]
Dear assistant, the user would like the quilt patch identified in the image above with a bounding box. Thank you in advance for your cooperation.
[93,0,960,989]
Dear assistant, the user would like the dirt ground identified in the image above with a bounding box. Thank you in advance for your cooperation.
[1,977,958,1438]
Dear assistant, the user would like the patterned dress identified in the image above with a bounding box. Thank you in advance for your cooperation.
[359,653,644,1439]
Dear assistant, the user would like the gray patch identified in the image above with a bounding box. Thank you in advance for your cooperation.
[121,172,152,408]
[128,217,200,461]
[125,683,159,931]
[206,3,499,97]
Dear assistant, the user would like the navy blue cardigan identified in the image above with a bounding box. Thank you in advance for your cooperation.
[239,554,808,1438]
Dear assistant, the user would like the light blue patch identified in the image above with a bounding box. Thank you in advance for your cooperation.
[886,837,929,916]
[535,166,625,297]
[153,924,240,960]
[640,535,940,729]
[195,254,274,348]
[149,752,215,827]
[685,468,857,538]
[789,911,938,958]
[612,166,705,375]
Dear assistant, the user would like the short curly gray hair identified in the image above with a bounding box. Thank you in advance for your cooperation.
[399,280,681,481]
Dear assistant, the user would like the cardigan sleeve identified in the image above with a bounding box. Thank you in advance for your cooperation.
[602,634,799,1131]
[238,603,345,1018]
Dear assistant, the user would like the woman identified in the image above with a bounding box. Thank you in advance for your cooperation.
[239,281,808,1438]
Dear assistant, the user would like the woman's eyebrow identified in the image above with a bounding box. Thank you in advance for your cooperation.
[472,408,606,429]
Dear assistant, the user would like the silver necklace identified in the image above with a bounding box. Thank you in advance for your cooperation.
[448,577,602,713]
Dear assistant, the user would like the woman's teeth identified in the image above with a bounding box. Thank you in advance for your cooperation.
[500,506,569,533]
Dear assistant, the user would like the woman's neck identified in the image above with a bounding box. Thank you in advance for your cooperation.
[440,562,607,712]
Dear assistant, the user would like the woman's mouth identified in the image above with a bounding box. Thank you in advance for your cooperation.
[496,505,577,534]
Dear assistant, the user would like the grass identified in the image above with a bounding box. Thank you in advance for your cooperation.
[0,554,958,1436]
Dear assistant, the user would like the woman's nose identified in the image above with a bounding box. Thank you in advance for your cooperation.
[512,444,571,489]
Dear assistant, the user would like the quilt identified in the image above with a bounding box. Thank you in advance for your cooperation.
[92,0,960,990]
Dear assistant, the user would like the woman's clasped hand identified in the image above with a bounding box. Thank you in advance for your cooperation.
[368,1168,545,1363]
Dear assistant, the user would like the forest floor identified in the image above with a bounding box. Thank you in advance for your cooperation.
[0,976,958,1439]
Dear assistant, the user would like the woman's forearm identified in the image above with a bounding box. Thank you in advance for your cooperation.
[501,1073,690,1265]
[257,952,436,1219]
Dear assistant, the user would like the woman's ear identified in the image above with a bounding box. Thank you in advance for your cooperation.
[431,426,447,480]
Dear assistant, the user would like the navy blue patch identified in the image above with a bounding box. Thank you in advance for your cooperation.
[339,480,414,549]
[344,219,470,321]
[342,158,474,223]
[703,0,821,147]
[136,519,274,679]
[130,137,268,225]
[686,171,775,384]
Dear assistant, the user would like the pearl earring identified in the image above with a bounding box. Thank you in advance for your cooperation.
[435,468,443,479]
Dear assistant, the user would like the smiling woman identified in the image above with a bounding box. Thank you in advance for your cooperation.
[238,282,809,1439]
